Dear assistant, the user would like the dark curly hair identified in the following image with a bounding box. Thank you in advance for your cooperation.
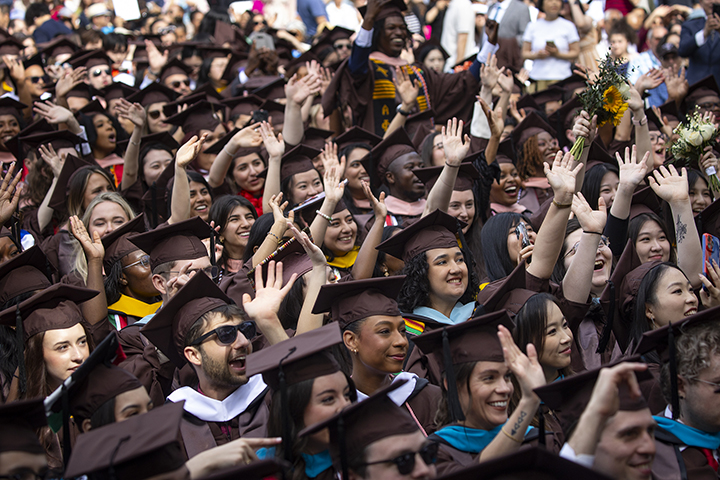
[397,248,479,312]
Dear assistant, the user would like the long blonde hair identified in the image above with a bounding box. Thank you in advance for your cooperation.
[72,192,136,283]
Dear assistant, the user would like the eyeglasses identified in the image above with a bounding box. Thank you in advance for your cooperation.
[698,102,720,111]
[122,255,150,270]
[363,443,438,475]
[649,133,668,143]
[91,67,111,78]
[334,42,351,50]
[432,142,444,151]
[169,79,191,89]
[689,376,720,393]
[189,321,257,346]
[148,109,163,120]
[564,235,610,258]
[28,75,50,84]
[167,265,220,281]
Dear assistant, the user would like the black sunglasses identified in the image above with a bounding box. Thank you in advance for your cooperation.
[334,42,351,50]
[170,79,191,89]
[189,322,257,346]
[148,109,163,119]
[28,75,50,84]
[363,443,438,475]
[91,67,111,78]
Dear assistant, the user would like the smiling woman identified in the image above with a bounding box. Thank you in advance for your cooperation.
[209,195,258,276]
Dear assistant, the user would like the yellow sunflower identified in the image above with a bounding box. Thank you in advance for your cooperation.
[602,85,629,126]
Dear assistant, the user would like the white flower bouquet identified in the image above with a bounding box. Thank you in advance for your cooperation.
[670,112,720,192]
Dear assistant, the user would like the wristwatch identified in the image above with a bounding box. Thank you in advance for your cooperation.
[396,104,411,116]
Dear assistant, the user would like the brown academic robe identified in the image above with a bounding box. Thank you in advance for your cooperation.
[322,57,481,136]
[406,381,442,435]
[39,229,75,279]
[177,389,270,459]
[653,426,720,480]
[20,206,54,244]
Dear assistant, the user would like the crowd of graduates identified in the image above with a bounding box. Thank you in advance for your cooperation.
[4,0,720,478]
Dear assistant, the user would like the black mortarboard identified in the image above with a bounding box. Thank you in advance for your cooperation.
[4,119,53,158]
[586,137,618,171]
[278,144,321,181]
[0,95,26,121]
[313,26,355,49]
[164,100,222,134]
[698,198,720,239]
[223,94,264,118]
[512,111,557,148]
[0,36,23,56]
[413,310,512,422]
[252,77,286,101]
[0,245,54,305]
[129,216,213,271]
[515,94,541,113]
[260,99,285,125]
[404,108,436,141]
[312,276,405,329]
[361,127,418,190]
[22,52,44,70]
[334,126,382,152]
[141,271,232,368]
[496,137,515,165]
[531,85,564,107]
[376,209,462,263]
[302,127,334,150]
[95,82,138,102]
[70,363,143,422]
[476,260,539,315]
[630,186,663,219]
[298,380,418,480]
[68,49,111,69]
[159,57,193,82]
[38,36,80,60]
[64,402,187,480]
[554,73,587,97]
[126,81,179,107]
[413,162,479,192]
[548,95,581,146]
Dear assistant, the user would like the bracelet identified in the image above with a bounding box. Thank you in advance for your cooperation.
[552,199,572,209]
[148,68,160,77]
[267,232,280,242]
[583,230,603,236]
[316,210,332,223]
[501,427,523,443]
[632,115,648,126]
[445,161,460,168]
[130,140,140,146]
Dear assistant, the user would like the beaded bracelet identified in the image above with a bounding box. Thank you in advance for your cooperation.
[316,210,332,223]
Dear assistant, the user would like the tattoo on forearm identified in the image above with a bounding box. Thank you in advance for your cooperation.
[676,214,687,243]
[511,411,526,435]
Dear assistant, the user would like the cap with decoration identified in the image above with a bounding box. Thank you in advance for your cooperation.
[476,260,542,315]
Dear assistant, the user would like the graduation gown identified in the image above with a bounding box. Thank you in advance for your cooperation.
[168,374,270,459]
[653,420,720,480]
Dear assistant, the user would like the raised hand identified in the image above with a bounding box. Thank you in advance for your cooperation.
[585,362,648,419]
[288,222,326,267]
[572,110,598,143]
[441,117,470,165]
[664,65,688,103]
[165,261,196,296]
[69,215,105,261]
[284,73,321,106]
[229,122,263,151]
[362,179,387,220]
[478,97,504,139]
[242,260,298,322]
[544,151,582,203]
[259,121,285,158]
[146,39,169,74]
[33,101,74,125]
[626,83,644,112]
[571,193,607,234]
[38,144,64,178]
[0,162,21,225]
[394,67,420,110]
[700,260,720,308]
[268,193,294,226]
[176,133,208,169]
[115,99,147,128]
[616,145,649,188]
[700,146,719,174]
[2,55,24,82]
[55,67,86,99]
[497,324,545,398]
[509,98,526,124]
[648,164,689,205]
[320,141,342,174]
[480,53,503,89]
[634,68,664,94]
[323,163,346,205]
[496,70,514,93]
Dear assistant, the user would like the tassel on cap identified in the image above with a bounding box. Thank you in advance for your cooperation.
[15,304,25,395]
[277,347,296,465]
[668,322,679,420]
[442,328,465,422]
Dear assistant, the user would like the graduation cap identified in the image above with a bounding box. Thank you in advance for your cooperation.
[553,73,587,97]
[251,77,286,101]
[20,130,84,155]
[404,108,435,142]
[247,234,314,290]
[683,75,720,113]
[196,459,288,480]
[586,137,618,171]
[312,276,405,329]
[283,50,321,77]
[0,284,99,396]
[515,94,541,114]
[0,95,26,120]
[164,100,222,135]
[141,270,233,368]
[213,20,241,46]
[246,322,342,462]
[440,446,613,480]
[64,402,187,480]
[129,216,213,271]
[126,81,179,107]
[3,118,53,158]
[66,81,92,100]
[298,379,418,480]
[260,98,285,126]
[75,98,107,117]
[0,245,54,306]
[95,81,138,102]
[69,363,143,426]
[22,52,44,70]
[313,25,355,49]
[159,57,193,82]
[476,260,541,315]
[636,305,720,419]
[0,36,23,56]
[102,214,146,272]
[117,131,180,153]
[530,85,564,108]
[38,36,80,60]
[412,309,512,422]
[412,162,479,192]
[548,95,581,147]
[302,127,334,150]
[68,49,111,69]
[335,126,382,152]
[361,127,418,190]
[276,144,321,182]
[376,209,463,263]
[44,162,92,216]
[697,198,720,239]
[496,137,515,165]
[534,355,651,435]
[511,111,557,148]
[0,398,47,455]
[223,94,264,118]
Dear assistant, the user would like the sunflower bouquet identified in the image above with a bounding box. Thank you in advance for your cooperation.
[569,54,631,161]
[669,112,720,192]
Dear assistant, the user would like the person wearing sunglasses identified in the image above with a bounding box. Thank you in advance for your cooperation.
[68,50,114,90]
[300,379,435,480]
[141,261,297,458]
[159,58,194,97]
